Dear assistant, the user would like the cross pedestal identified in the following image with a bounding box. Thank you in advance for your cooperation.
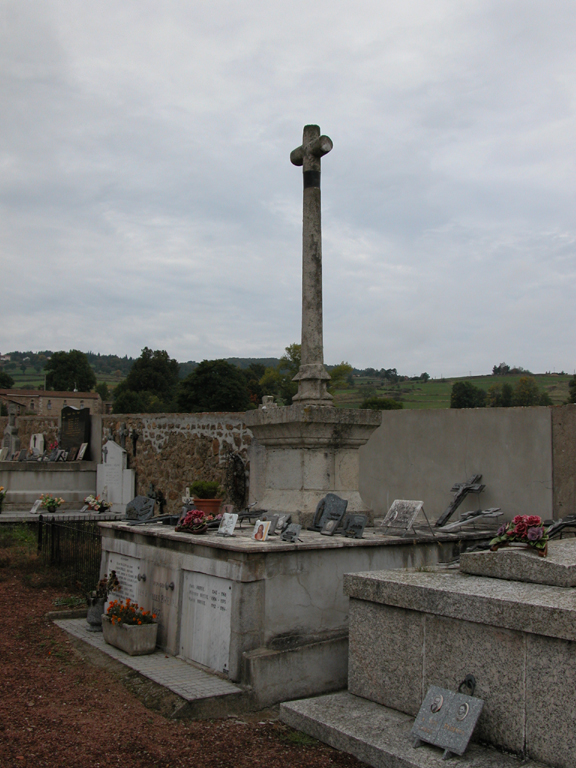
[245,125,382,525]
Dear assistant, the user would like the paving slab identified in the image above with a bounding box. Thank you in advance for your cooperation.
[55,618,242,704]
[280,691,546,768]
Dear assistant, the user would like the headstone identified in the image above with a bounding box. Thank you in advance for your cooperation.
[29,433,44,456]
[412,685,484,758]
[119,422,129,450]
[343,514,367,539]
[0,448,8,461]
[311,493,348,531]
[125,496,156,522]
[18,449,27,462]
[96,440,135,513]
[3,404,20,455]
[281,523,302,542]
[60,406,91,458]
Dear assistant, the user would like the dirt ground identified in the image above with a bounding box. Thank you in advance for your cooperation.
[0,562,366,768]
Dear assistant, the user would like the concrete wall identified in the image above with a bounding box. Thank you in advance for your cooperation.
[359,405,557,521]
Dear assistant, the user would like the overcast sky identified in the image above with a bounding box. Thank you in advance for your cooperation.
[2,1,576,377]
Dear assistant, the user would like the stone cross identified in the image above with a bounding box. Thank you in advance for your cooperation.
[290,124,334,405]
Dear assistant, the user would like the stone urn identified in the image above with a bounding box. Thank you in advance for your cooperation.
[86,596,106,632]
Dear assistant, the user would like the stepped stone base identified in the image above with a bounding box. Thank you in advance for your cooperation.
[280,692,545,768]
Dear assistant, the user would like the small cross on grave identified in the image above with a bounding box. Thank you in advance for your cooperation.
[435,474,485,528]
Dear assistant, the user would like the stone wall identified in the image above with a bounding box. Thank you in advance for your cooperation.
[0,415,59,453]
[102,414,252,515]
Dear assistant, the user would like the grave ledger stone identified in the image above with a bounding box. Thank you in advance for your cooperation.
[245,126,381,523]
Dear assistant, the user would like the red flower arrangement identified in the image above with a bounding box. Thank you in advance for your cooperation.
[175,508,216,533]
[106,598,156,626]
[490,514,549,556]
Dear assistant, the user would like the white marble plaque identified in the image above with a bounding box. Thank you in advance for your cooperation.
[180,571,233,674]
[106,552,149,608]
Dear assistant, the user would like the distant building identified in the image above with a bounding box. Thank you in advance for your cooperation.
[0,389,103,416]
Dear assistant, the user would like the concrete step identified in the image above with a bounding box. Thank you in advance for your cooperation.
[55,617,249,719]
[280,691,546,768]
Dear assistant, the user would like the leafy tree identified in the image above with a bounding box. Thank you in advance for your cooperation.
[328,362,354,393]
[242,363,266,406]
[568,375,576,404]
[361,396,403,410]
[486,382,514,407]
[511,376,549,407]
[450,381,486,409]
[0,371,14,388]
[177,359,250,412]
[420,372,430,382]
[95,382,110,400]
[492,363,511,375]
[45,350,97,391]
[113,348,179,413]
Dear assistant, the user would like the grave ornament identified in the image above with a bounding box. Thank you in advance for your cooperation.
[411,677,483,760]
[310,493,348,532]
[435,474,485,528]
[281,523,302,543]
[217,512,238,537]
[343,514,367,539]
[380,499,436,538]
[125,496,156,523]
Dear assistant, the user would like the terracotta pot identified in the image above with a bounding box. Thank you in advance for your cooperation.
[193,498,222,516]
[102,615,158,656]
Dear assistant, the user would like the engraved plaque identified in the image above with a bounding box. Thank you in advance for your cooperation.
[180,572,233,674]
[412,685,483,757]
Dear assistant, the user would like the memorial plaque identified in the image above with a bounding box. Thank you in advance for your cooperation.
[321,517,339,536]
[217,512,238,537]
[343,514,367,539]
[381,499,424,535]
[311,493,348,532]
[412,685,483,758]
[281,523,302,542]
[60,406,91,455]
[18,449,27,462]
[30,499,42,514]
[126,495,156,522]
[180,572,233,674]
[260,513,280,535]
[276,513,291,531]
[29,433,44,455]
[106,553,148,605]
[0,448,9,461]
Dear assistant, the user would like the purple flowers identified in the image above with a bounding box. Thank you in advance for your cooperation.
[527,526,543,542]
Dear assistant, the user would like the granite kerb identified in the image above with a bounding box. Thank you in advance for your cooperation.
[343,569,576,642]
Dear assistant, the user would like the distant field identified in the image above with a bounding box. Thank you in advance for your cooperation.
[5,366,123,393]
[332,373,572,410]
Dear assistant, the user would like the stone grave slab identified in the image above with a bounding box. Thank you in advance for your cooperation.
[96,440,135,513]
[60,406,91,455]
[180,572,233,675]
[460,538,576,587]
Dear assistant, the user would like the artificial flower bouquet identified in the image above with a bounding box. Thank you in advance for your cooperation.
[490,514,549,556]
[84,494,111,513]
[40,493,65,512]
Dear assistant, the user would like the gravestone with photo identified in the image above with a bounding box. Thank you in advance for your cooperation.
[96,440,136,513]
[60,406,91,459]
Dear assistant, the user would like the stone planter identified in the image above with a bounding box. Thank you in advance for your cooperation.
[101,615,158,656]
[193,498,222,516]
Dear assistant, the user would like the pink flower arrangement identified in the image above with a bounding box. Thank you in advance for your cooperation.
[175,508,215,533]
[490,514,548,554]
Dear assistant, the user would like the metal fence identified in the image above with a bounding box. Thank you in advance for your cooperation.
[37,515,108,589]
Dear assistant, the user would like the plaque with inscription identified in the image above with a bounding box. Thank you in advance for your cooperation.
[310,493,348,532]
[60,406,91,456]
[281,523,302,542]
[217,512,238,537]
[126,496,156,522]
[106,553,147,605]
[412,685,483,758]
[380,499,436,538]
[180,572,233,674]
[343,514,367,539]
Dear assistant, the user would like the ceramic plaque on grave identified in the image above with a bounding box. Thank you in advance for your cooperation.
[380,499,430,536]
[180,572,233,674]
[60,406,91,456]
[126,496,156,522]
[281,523,302,542]
[412,685,483,758]
[29,433,44,456]
[343,514,367,539]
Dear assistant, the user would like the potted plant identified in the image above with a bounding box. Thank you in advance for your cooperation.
[40,493,65,513]
[175,508,218,535]
[84,494,111,513]
[0,486,6,514]
[189,480,223,515]
[86,570,120,632]
[102,598,158,656]
[490,514,549,557]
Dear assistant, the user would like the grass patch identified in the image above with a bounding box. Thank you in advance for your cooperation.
[280,730,320,747]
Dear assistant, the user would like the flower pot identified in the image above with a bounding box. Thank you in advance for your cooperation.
[102,615,158,656]
[86,596,106,632]
[193,498,222,516]
[45,505,57,514]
